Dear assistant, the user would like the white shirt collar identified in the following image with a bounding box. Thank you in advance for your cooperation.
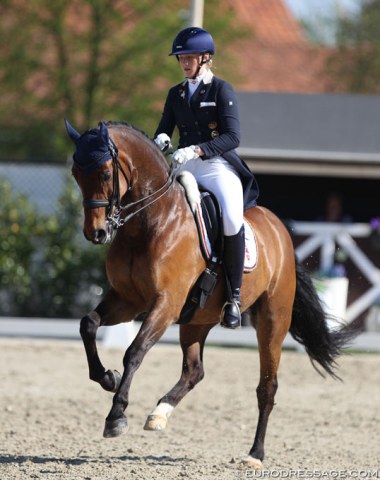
[202,69,214,84]
[186,68,213,86]
[186,69,213,99]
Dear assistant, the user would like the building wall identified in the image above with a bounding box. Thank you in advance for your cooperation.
[255,173,380,223]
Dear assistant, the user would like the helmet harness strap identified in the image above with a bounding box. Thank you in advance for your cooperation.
[192,54,207,79]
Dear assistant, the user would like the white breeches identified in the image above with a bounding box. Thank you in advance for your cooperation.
[178,156,243,236]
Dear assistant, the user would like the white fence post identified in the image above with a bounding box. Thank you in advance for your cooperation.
[294,221,379,325]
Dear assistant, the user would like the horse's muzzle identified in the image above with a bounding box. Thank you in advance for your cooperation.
[94,228,109,244]
[83,214,116,245]
[84,228,108,245]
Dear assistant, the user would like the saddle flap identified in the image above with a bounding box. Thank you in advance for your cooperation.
[200,191,222,250]
[177,171,257,270]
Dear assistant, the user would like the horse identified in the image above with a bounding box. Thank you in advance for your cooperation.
[64,119,354,469]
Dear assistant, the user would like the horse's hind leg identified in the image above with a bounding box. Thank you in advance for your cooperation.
[80,289,131,392]
[144,323,213,431]
[245,297,292,469]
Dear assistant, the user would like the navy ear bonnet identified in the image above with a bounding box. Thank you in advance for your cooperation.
[65,119,115,174]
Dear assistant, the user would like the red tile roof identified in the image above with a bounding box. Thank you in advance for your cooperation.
[225,0,332,93]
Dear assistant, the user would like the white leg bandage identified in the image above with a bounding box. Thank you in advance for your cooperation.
[150,402,174,419]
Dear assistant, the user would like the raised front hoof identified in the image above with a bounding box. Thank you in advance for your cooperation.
[241,456,263,469]
[100,369,122,392]
[143,414,168,431]
[103,417,129,438]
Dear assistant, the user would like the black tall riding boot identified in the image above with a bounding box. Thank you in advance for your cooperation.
[220,225,245,329]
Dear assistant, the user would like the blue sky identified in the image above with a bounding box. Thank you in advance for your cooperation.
[284,0,361,43]
[284,0,360,18]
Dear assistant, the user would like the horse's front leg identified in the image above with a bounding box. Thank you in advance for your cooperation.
[144,323,213,431]
[80,289,133,393]
[103,296,175,438]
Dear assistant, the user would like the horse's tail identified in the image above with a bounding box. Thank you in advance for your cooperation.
[289,261,357,379]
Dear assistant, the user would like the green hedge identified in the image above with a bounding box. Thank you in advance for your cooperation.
[0,177,108,318]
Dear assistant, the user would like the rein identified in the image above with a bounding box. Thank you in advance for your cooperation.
[80,139,178,235]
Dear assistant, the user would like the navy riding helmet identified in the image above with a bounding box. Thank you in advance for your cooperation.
[169,27,215,56]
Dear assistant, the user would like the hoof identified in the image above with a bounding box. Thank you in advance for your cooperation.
[103,417,129,438]
[100,369,122,392]
[241,456,263,469]
[143,414,168,431]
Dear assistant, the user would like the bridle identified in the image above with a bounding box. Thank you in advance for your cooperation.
[77,139,178,241]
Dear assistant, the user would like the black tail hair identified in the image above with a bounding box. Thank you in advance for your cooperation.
[290,262,358,380]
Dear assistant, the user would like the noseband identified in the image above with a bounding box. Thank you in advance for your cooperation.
[78,138,178,238]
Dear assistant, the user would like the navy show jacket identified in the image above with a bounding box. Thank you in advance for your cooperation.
[155,75,259,210]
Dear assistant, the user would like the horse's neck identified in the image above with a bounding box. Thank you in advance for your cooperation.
[117,182,183,243]
[124,131,168,194]
[119,138,176,234]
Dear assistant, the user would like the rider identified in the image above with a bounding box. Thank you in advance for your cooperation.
[154,27,259,329]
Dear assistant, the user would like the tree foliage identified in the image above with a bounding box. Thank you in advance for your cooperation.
[326,0,380,93]
[0,0,248,161]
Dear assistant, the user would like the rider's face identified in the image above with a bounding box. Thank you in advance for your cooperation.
[178,53,208,78]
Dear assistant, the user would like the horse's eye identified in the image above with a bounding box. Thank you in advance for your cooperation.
[102,171,112,182]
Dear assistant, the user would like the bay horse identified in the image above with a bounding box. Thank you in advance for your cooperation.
[65,119,354,468]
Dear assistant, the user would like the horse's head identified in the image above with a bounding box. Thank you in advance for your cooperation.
[65,119,131,244]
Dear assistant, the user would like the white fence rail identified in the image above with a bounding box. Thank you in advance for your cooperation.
[0,317,379,351]
[293,222,380,323]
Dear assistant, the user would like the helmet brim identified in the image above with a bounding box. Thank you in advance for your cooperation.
[169,50,214,56]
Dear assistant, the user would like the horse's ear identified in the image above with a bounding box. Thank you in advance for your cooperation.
[98,121,110,146]
[64,119,81,143]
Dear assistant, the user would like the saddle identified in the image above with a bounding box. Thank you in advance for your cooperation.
[195,191,223,259]
[176,171,258,325]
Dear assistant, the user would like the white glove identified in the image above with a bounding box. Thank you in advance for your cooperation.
[154,133,172,153]
[172,146,199,165]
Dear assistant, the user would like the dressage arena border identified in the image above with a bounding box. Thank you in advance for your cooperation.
[0,317,379,351]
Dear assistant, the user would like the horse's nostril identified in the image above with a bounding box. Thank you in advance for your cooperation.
[93,229,107,244]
